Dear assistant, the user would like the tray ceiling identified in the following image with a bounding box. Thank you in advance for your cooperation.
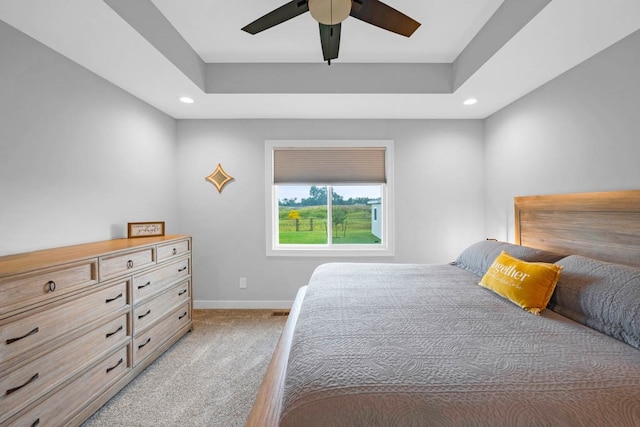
[1,0,639,119]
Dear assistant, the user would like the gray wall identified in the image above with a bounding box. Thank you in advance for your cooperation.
[176,119,485,307]
[484,29,640,242]
[0,21,178,255]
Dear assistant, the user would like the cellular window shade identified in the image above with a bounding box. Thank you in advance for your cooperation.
[273,147,386,184]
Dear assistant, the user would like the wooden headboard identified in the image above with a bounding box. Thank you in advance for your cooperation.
[515,190,640,268]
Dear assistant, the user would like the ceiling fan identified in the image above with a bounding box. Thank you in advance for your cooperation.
[241,0,421,64]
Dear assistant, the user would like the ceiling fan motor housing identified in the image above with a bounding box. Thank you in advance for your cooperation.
[308,0,352,25]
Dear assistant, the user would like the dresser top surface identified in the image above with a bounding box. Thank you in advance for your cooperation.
[0,235,191,278]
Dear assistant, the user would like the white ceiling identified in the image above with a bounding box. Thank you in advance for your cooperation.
[1,0,640,120]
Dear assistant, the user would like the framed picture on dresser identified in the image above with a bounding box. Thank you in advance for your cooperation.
[127,221,165,238]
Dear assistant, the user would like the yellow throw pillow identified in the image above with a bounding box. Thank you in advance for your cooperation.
[479,251,563,315]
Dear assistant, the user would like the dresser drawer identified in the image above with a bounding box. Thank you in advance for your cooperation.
[0,281,129,367]
[0,315,129,422]
[133,302,190,365]
[6,345,130,427]
[0,259,98,318]
[133,280,190,335]
[132,257,190,303]
[99,247,155,281]
[157,238,191,262]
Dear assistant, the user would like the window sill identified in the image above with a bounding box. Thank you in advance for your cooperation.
[267,246,394,257]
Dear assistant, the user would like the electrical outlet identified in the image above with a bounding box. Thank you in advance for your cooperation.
[239,277,247,289]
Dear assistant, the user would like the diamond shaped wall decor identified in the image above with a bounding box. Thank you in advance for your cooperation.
[205,163,234,193]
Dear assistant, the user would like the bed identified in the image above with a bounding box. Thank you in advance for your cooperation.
[247,190,640,426]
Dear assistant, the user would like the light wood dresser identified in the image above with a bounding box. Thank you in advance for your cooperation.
[0,235,192,426]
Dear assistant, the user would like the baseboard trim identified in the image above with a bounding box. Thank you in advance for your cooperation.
[194,300,294,309]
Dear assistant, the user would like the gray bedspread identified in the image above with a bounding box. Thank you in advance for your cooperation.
[280,263,640,426]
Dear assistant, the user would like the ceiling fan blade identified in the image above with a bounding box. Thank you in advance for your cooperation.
[242,0,309,35]
[319,23,341,62]
[350,0,420,37]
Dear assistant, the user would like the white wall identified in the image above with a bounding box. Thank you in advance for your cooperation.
[484,29,640,242]
[0,22,178,255]
[176,119,485,307]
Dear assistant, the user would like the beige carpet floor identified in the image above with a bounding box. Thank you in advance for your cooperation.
[82,309,287,427]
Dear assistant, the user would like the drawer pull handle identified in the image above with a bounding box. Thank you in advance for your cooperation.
[106,325,124,338]
[47,280,56,292]
[178,289,188,296]
[31,419,40,427]
[127,260,134,269]
[137,281,151,290]
[105,293,123,304]
[138,337,151,349]
[6,373,39,395]
[106,358,124,373]
[138,309,151,319]
[172,248,177,255]
[6,327,39,345]
[178,266,187,272]
[178,312,188,320]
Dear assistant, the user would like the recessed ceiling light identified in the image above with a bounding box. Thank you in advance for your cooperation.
[179,96,194,104]
[463,98,478,106]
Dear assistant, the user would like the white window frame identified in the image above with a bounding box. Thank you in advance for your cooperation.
[265,140,394,257]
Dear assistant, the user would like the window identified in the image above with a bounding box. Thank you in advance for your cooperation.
[277,184,383,245]
[266,140,394,256]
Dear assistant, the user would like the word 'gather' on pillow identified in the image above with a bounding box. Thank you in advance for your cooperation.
[479,251,563,315]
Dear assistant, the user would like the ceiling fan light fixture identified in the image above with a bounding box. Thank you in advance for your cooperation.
[309,0,352,25]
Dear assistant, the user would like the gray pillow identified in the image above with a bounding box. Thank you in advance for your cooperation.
[550,255,640,350]
[453,240,564,276]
